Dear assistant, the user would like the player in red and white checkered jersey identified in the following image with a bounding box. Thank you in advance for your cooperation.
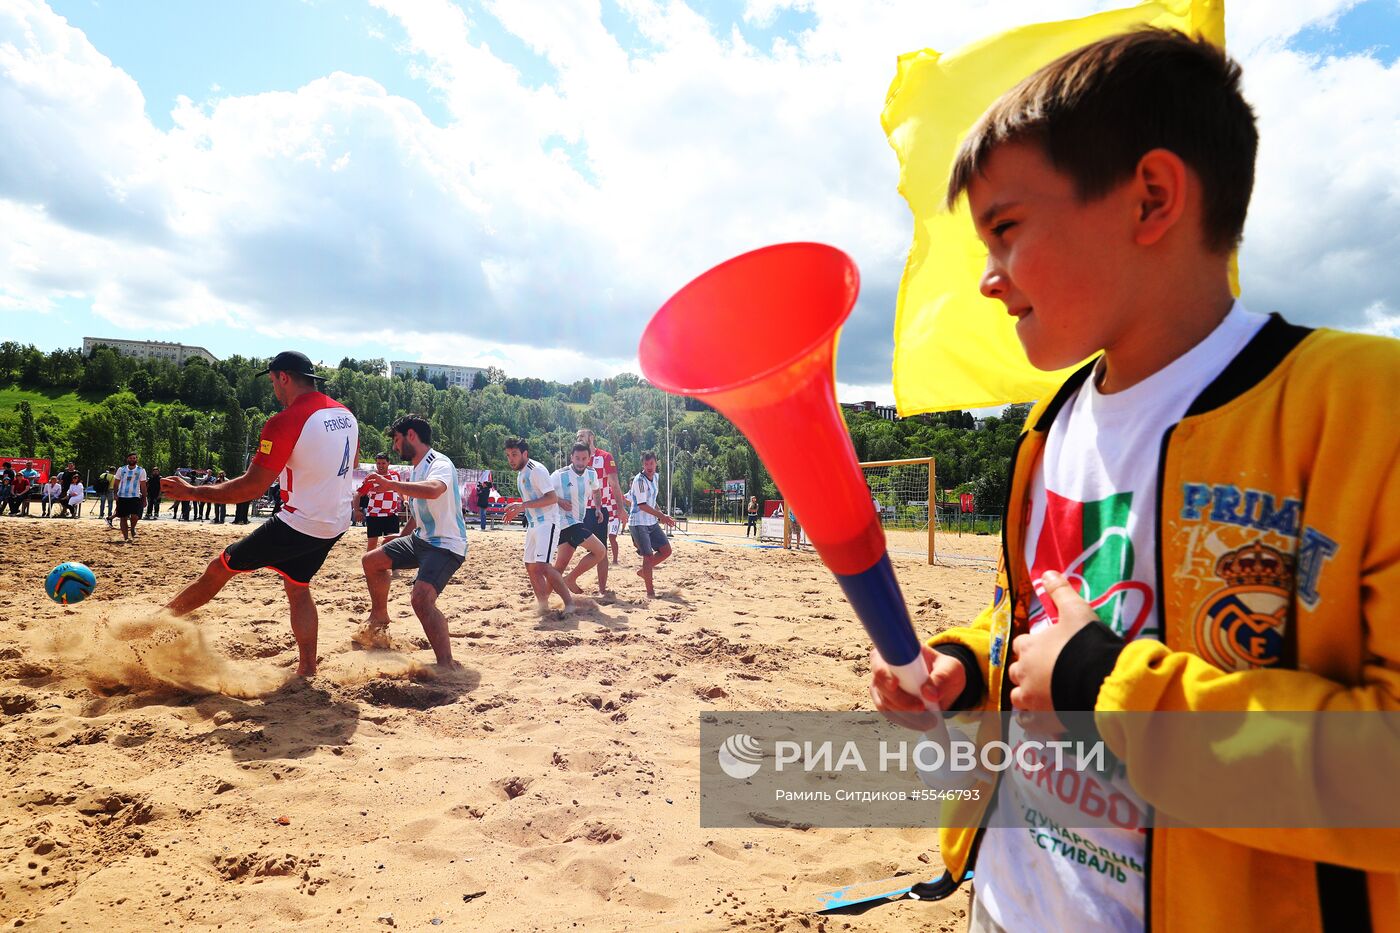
[356,453,403,551]
[162,350,358,678]
[575,428,628,596]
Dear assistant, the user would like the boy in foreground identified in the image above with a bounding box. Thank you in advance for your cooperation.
[870,29,1400,932]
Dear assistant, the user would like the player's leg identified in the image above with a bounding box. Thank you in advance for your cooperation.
[552,540,579,591]
[567,535,606,593]
[409,580,453,667]
[525,561,553,611]
[167,554,238,616]
[366,535,380,552]
[631,525,657,596]
[284,580,319,677]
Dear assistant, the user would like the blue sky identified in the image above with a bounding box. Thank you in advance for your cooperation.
[5,0,1400,401]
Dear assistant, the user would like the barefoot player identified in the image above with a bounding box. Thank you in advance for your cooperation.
[113,451,148,542]
[627,452,677,597]
[552,443,608,596]
[576,429,627,593]
[162,351,358,677]
[502,437,573,616]
[353,417,466,667]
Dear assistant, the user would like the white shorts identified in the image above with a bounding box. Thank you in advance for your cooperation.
[608,518,621,536]
[523,522,558,564]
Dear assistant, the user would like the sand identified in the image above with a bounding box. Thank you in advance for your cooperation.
[0,513,1000,931]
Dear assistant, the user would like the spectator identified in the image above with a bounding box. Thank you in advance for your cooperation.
[193,469,210,521]
[42,478,60,517]
[211,470,228,524]
[475,479,493,532]
[95,466,115,524]
[11,470,32,516]
[63,477,85,518]
[233,490,252,525]
[268,480,282,515]
[746,495,760,537]
[57,462,77,500]
[145,468,162,519]
[0,472,11,516]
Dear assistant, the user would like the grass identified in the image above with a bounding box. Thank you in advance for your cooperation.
[0,385,104,424]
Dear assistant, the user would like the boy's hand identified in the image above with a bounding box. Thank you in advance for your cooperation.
[870,644,966,730]
[1008,570,1097,714]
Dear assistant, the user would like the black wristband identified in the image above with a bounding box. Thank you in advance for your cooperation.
[932,643,986,712]
[1050,620,1127,712]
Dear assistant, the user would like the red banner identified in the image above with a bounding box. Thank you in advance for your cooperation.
[5,457,51,483]
[960,493,975,513]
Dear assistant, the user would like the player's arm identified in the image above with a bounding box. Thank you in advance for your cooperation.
[139,474,148,499]
[378,476,446,500]
[163,463,277,503]
[607,471,625,516]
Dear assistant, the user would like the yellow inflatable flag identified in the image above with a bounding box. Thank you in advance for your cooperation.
[883,0,1227,415]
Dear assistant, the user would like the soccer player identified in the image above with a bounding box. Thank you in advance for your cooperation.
[552,443,609,596]
[502,438,573,616]
[113,452,148,542]
[354,417,466,667]
[357,453,403,551]
[576,429,627,593]
[627,452,677,597]
[162,351,358,678]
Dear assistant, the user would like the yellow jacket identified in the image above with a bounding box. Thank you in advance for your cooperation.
[926,318,1400,931]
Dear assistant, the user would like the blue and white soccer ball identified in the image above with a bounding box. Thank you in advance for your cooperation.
[46,561,97,605]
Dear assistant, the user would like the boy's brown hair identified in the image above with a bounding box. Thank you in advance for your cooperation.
[946,28,1257,254]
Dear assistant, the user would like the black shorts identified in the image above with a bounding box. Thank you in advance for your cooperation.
[222,516,343,586]
[116,496,143,517]
[559,523,595,549]
[366,514,401,537]
[382,534,465,593]
[583,507,609,544]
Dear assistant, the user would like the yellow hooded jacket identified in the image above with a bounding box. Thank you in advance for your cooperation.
[923,317,1400,931]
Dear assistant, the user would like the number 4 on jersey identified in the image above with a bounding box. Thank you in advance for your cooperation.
[338,438,352,477]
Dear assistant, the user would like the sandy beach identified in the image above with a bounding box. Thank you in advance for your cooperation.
[1,513,999,931]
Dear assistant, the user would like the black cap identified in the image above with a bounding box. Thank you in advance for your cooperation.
[256,350,326,381]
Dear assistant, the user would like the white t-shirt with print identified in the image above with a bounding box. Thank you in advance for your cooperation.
[408,448,467,557]
[516,459,559,528]
[975,302,1267,933]
[628,471,659,526]
[553,466,599,530]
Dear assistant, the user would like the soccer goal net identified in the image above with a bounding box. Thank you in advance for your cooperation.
[861,457,935,565]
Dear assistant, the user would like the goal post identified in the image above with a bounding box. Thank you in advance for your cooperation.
[860,456,937,565]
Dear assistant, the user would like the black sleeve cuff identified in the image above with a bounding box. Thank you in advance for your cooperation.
[932,643,986,712]
[1051,620,1127,711]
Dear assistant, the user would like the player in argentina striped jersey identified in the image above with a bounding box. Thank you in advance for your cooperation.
[627,451,677,598]
[502,436,575,617]
[163,351,358,678]
[355,415,466,668]
[552,443,610,597]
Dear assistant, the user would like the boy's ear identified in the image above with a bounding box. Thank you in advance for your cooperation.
[1132,148,1189,247]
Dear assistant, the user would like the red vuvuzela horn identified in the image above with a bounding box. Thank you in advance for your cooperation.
[639,243,929,700]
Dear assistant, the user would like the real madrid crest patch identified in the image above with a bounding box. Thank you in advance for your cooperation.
[1194,540,1291,671]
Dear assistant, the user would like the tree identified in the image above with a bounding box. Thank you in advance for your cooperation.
[128,368,154,404]
[17,401,36,457]
[471,370,489,391]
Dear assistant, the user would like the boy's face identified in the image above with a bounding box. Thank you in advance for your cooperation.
[967,141,1137,372]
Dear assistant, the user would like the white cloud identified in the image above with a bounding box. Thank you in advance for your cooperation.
[0,0,1397,393]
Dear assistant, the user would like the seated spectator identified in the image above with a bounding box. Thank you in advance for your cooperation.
[63,479,85,518]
